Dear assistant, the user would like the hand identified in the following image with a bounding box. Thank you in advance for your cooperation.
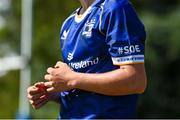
[44,61,77,93]
[27,82,48,109]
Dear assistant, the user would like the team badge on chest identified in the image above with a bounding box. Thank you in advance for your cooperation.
[82,18,96,38]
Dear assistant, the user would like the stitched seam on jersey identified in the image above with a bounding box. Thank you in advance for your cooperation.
[99,2,106,36]
[122,8,132,52]
[60,13,76,32]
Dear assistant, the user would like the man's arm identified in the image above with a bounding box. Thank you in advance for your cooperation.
[71,64,147,96]
[44,62,147,96]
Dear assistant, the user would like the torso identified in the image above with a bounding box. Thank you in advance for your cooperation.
[58,0,145,118]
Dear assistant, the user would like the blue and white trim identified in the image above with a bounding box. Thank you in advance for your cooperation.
[99,1,106,36]
[60,13,76,32]
[112,55,144,65]
[74,7,92,23]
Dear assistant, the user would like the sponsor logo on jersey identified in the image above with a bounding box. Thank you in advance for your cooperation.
[82,19,96,38]
[61,30,69,40]
[69,57,99,70]
[67,52,73,61]
[118,45,141,55]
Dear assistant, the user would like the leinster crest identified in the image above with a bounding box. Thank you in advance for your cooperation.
[82,19,96,38]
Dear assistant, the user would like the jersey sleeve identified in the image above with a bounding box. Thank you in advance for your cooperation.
[101,3,146,66]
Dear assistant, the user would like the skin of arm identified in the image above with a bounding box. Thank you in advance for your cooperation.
[44,61,147,96]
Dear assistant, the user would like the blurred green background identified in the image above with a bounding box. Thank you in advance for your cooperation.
[0,0,180,118]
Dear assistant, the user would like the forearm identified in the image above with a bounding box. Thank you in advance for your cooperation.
[70,64,147,96]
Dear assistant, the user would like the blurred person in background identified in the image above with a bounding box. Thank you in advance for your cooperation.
[27,0,147,119]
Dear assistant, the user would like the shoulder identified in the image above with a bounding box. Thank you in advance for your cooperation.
[102,0,129,12]
[63,9,77,23]
[60,9,78,32]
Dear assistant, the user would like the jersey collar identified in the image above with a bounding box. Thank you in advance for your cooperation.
[74,6,92,23]
[74,0,104,23]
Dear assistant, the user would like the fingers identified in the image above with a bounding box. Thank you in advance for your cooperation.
[30,97,48,110]
[27,91,47,101]
[44,81,54,87]
[27,83,49,109]
[44,82,56,93]
[44,74,60,81]
[46,87,56,93]
[45,61,67,81]
[46,67,59,77]
[55,61,64,68]
[35,82,47,90]
[27,86,42,95]
[27,85,48,110]
[33,99,48,109]
[35,82,44,88]
[47,67,54,75]
[40,94,48,99]
[44,82,60,93]
[44,74,53,81]
[47,66,62,76]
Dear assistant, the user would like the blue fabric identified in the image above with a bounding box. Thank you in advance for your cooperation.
[59,0,146,119]
[60,90,138,119]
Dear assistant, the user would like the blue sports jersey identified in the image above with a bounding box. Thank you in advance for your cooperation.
[59,0,146,119]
